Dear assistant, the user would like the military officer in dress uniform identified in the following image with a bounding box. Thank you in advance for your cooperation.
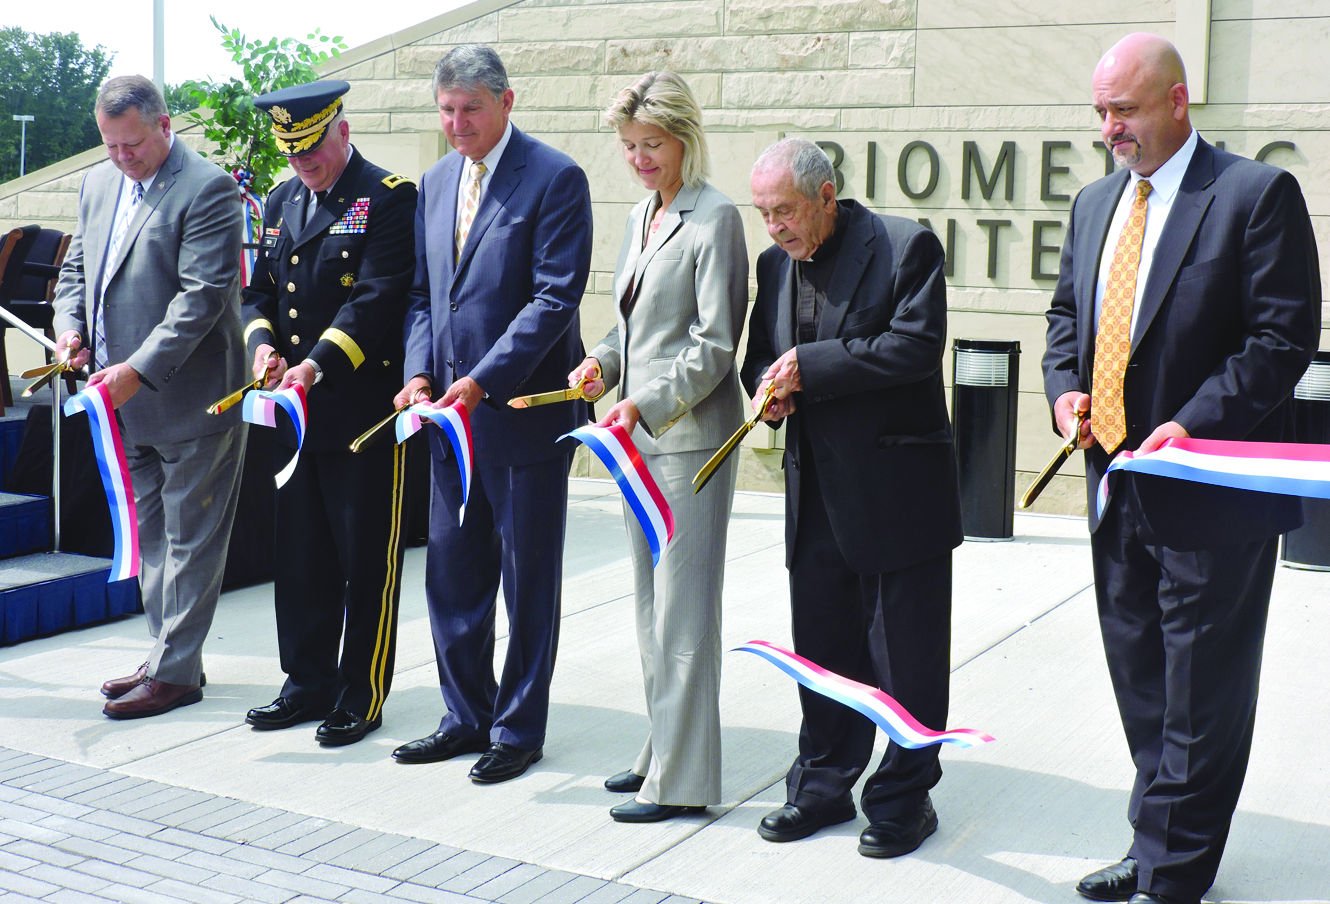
[241,79,418,746]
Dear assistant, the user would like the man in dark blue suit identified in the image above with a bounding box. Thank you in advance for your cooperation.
[1043,34,1320,904]
[391,44,593,782]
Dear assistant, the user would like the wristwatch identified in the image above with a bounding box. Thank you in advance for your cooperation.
[302,357,324,385]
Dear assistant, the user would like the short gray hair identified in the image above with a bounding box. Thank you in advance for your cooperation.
[433,44,509,99]
[752,138,834,200]
[604,71,709,188]
[96,75,167,121]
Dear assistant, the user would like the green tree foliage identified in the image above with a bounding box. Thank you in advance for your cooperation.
[177,17,346,199]
[0,28,112,183]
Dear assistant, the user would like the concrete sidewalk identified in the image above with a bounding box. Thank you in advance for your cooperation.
[1,478,1327,904]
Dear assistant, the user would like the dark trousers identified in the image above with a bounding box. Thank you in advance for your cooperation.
[274,440,408,721]
[785,449,952,822]
[1091,492,1277,902]
[425,451,570,750]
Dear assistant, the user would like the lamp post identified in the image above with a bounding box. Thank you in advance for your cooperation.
[12,115,34,177]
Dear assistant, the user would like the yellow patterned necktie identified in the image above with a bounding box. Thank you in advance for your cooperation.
[1092,178,1153,453]
[455,160,487,263]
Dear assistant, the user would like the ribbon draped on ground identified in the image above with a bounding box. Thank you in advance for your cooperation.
[242,385,307,488]
[1097,437,1330,518]
[736,640,995,749]
[395,401,472,522]
[63,383,139,582]
[561,423,674,566]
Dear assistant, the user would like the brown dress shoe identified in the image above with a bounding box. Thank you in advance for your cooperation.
[101,663,148,699]
[102,665,206,699]
[103,678,202,720]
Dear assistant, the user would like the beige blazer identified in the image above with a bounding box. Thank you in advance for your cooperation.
[592,181,749,454]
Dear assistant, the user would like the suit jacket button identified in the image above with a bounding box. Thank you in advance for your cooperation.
[341,250,349,259]
[288,308,298,319]
[290,254,299,265]
[286,282,296,293]
[290,334,301,345]
[450,302,459,311]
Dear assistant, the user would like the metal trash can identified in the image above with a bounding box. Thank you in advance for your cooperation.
[1281,351,1330,570]
[951,339,1020,541]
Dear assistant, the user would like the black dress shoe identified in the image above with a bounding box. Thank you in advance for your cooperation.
[610,800,705,823]
[391,730,489,764]
[246,697,326,731]
[1076,857,1138,902]
[468,742,542,783]
[1128,894,1192,904]
[315,709,381,747]
[757,801,857,842]
[604,770,645,793]
[858,796,938,858]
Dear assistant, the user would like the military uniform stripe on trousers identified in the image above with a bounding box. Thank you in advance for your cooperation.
[367,441,408,723]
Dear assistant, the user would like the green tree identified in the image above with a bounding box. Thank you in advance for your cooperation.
[177,17,346,199]
[0,28,112,183]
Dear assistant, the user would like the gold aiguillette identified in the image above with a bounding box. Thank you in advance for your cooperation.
[508,375,605,409]
[693,383,776,495]
[1019,410,1085,509]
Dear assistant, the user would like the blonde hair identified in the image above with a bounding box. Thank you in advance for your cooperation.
[604,71,709,188]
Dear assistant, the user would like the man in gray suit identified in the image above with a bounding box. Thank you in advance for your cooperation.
[53,75,248,720]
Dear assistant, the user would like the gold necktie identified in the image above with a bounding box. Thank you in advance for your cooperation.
[455,160,487,262]
[1092,178,1153,453]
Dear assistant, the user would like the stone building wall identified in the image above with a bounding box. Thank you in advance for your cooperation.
[3,0,1328,513]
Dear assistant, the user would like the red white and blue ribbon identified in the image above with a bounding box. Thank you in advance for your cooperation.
[1098,437,1330,518]
[242,385,307,487]
[561,424,674,566]
[63,383,139,582]
[736,640,995,749]
[233,169,264,288]
[395,401,472,522]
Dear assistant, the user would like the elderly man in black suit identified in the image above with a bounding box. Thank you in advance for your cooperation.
[1043,33,1320,904]
[741,137,962,859]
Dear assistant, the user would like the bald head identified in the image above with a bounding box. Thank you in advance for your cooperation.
[1096,33,1186,90]
[1092,33,1191,176]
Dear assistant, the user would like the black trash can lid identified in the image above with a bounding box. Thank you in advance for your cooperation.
[953,338,1020,353]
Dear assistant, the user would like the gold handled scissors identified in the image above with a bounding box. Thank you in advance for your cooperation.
[508,373,606,409]
[206,362,274,416]
[693,383,777,494]
[1019,409,1085,509]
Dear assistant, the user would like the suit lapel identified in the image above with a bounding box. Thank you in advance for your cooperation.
[104,141,184,287]
[454,129,526,279]
[1132,140,1216,352]
[1079,171,1129,370]
[621,183,699,316]
[776,257,795,353]
[614,198,649,307]
[817,205,872,340]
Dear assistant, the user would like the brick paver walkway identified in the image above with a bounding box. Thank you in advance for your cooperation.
[0,747,698,904]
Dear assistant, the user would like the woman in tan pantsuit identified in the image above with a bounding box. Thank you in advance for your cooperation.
[569,71,749,823]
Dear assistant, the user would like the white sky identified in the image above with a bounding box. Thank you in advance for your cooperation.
[2,1,468,85]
